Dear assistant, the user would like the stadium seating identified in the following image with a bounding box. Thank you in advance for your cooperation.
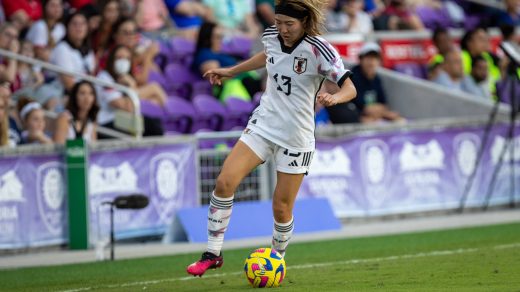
[164,96,197,133]
[222,97,256,130]
[192,94,228,132]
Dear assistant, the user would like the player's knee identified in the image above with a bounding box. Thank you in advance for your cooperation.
[214,175,236,197]
[272,201,292,222]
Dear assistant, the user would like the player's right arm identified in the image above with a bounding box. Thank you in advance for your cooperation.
[204,51,267,85]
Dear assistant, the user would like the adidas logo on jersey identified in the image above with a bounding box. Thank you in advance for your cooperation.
[288,160,298,167]
[268,56,275,64]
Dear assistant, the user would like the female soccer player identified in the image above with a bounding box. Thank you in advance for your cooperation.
[187,0,357,277]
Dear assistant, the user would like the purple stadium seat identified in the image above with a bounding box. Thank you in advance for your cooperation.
[221,37,252,59]
[163,96,197,133]
[415,6,452,29]
[140,100,166,119]
[393,63,427,79]
[192,94,228,131]
[191,80,213,98]
[163,63,198,99]
[147,70,168,89]
[169,37,196,66]
[222,97,256,130]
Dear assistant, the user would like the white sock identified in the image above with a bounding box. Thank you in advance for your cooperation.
[271,217,294,257]
[207,191,233,256]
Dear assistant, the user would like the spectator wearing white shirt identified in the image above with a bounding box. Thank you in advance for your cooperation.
[50,11,95,91]
[341,0,373,34]
[35,12,95,112]
[25,0,65,62]
[96,45,163,138]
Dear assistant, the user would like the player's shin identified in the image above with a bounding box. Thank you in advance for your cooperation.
[207,191,234,256]
[271,216,294,257]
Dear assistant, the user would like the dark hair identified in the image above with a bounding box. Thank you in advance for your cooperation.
[106,45,133,79]
[195,22,217,53]
[432,27,448,42]
[67,80,99,122]
[472,54,486,65]
[461,27,486,51]
[42,0,63,20]
[500,24,515,41]
[109,17,136,45]
[79,3,100,20]
[16,96,35,114]
[63,11,91,56]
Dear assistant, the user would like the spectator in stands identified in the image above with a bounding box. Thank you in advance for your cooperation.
[500,25,517,44]
[96,45,164,138]
[460,28,501,95]
[120,0,138,18]
[54,80,98,144]
[203,0,262,39]
[492,0,520,27]
[350,42,403,123]
[2,0,43,31]
[193,21,261,102]
[13,41,45,98]
[68,0,93,11]
[110,17,160,86]
[465,55,492,100]
[325,0,345,32]
[428,27,453,80]
[51,11,96,92]
[341,0,373,34]
[256,0,275,28]
[92,0,121,60]
[0,23,20,90]
[164,0,210,40]
[433,49,475,95]
[80,4,102,33]
[25,0,65,63]
[17,97,53,144]
[135,0,170,35]
[0,89,9,147]
[0,82,22,146]
[373,0,424,31]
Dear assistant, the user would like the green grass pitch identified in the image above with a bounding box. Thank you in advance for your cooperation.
[1,222,519,291]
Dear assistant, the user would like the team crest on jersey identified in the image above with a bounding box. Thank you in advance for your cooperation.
[293,57,307,74]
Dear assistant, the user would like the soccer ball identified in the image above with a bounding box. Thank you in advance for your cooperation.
[244,248,286,288]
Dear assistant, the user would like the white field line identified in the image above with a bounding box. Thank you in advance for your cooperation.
[57,242,520,292]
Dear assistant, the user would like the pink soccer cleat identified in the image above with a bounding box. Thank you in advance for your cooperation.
[186,252,224,277]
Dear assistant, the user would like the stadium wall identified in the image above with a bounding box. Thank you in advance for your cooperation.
[1,119,520,249]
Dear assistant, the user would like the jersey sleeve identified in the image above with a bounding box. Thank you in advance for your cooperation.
[314,37,351,87]
[261,25,278,48]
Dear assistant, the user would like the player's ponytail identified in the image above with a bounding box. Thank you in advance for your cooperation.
[275,0,327,36]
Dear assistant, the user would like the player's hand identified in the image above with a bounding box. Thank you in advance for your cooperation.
[317,92,338,107]
[203,68,234,85]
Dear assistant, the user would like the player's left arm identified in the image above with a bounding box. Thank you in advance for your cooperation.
[315,39,357,107]
[317,78,356,107]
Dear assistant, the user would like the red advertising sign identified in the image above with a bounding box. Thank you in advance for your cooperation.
[327,33,503,69]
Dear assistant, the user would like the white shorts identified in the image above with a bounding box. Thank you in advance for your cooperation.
[239,129,314,174]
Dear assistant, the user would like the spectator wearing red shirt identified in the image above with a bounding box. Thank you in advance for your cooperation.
[3,0,43,30]
[67,0,93,10]
[374,0,424,31]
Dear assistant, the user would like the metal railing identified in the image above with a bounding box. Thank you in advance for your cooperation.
[0,48,143,139]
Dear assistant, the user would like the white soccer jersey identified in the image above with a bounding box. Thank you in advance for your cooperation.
[247,26,351,152]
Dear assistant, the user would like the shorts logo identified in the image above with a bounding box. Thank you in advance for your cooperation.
[293,57,307,74]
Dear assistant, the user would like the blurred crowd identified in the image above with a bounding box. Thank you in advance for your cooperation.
[0,0,518,148]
